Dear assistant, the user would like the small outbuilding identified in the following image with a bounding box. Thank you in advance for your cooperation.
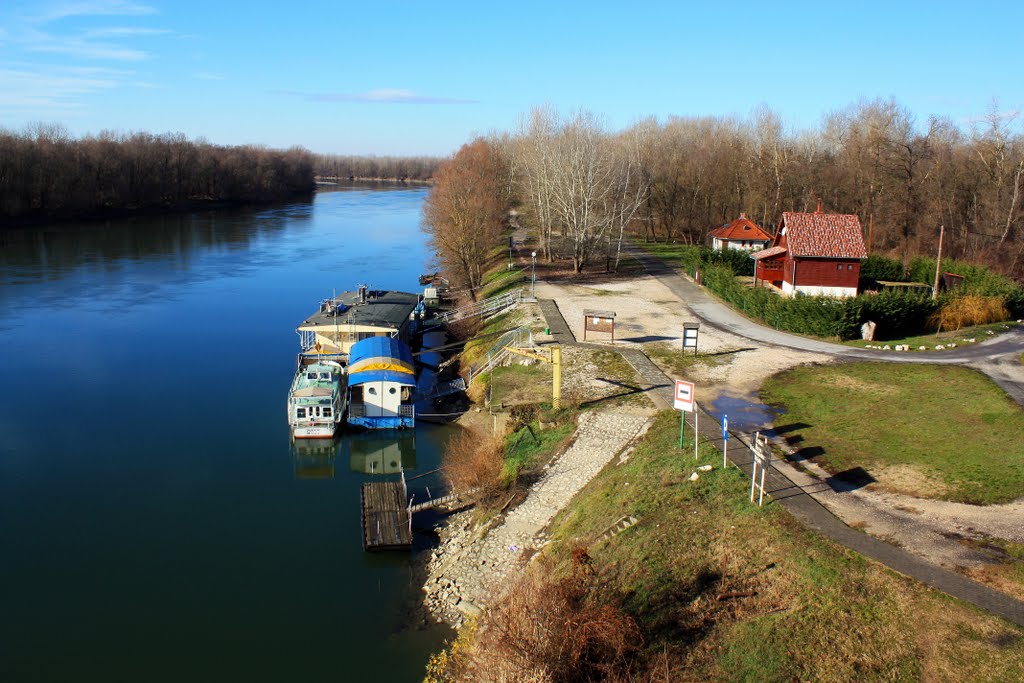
[751,208,867,298]
[709,213,773,252]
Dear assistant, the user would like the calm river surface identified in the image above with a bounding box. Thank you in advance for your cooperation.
[0,185,452,682]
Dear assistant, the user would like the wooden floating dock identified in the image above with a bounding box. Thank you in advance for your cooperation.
[360,481,412,551]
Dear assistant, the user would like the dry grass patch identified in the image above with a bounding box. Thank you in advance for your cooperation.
[932,295,1009,332]
[442,429,505,501]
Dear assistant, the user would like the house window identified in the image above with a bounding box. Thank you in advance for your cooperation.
[837,264,843,271]
[847,264,854,270]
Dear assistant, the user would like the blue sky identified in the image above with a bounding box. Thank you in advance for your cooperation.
[0,0,1020,156]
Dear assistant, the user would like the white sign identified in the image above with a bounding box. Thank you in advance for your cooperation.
[674,380,695,412]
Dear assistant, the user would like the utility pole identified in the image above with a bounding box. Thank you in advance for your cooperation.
[932,224,945,300]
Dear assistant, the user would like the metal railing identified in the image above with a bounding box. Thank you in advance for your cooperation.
[465,326,534,386]
[432,289,524,326]
[399,405,415,418]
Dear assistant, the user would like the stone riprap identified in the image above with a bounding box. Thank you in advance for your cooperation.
[423,408,653,627]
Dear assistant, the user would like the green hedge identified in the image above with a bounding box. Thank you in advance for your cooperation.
[670,245,755,277]
[702,264,940,340]
[908,256,1024,317]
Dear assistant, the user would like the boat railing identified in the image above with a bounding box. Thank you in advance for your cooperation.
[398,405,415,419]
[298,329,316,352]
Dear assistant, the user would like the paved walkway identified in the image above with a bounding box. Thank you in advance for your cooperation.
[423,408,653,625]
[536,298,1024,628]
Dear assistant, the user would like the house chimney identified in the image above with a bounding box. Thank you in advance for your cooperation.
[815,198,823,213]
[739,212,746,219]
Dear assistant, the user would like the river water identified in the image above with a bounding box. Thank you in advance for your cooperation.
[0,185,452,682]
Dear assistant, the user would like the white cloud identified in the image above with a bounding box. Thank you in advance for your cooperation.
[36,1,157,22]
[0,66,120,109]
[278,88,477,105]
[82,26,170,38]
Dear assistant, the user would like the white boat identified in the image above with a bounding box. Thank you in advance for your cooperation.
[287,361,347,439]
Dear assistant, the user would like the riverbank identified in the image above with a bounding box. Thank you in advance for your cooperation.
[423,407,654,627]
[421,248,1024,679]
[0,193,314,229]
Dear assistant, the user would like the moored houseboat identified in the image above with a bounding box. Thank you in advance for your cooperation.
[295,285,421,365]
[346,337,416,429]
[287,361,346,439]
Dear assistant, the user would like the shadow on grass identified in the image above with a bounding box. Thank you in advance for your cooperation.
[826,466,876,493]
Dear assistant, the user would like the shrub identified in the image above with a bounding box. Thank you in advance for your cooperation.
[931,295,1010,332]
[859,254,906,287]
[908,256,1024,317]
[858,291,939,340]
[442,429,505,499]
[435,552,640,682]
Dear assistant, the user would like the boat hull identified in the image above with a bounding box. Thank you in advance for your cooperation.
[292,423,339,439]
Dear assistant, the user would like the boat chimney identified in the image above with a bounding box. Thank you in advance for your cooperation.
[358,284,367,305]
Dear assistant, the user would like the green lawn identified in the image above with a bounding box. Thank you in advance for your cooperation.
[840,321,1020,351]
[539,411,1024,680]
[761,362,1024,504]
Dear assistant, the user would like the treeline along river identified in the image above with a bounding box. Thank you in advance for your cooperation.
[0,185,451,682]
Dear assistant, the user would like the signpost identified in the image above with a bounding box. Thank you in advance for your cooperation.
[722,414,729,468]
[682,322,700,356]
[749,432,771,507]
[674,380,694,451]
[583,309,616,342]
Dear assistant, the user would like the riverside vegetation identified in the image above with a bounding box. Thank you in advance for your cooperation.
[425,412,1024,681]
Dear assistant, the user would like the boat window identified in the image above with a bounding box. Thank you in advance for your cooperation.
[368,387,377,395]
[389,387,397,395]
[296,407,306,418]
[323,407,332,418]
[307,372,317,380]
[319,372,330,379]
[313,407,321,417]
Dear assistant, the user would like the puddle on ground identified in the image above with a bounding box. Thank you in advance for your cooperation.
[706,391,781,434]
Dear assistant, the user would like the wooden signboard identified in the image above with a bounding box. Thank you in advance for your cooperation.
[583,309,616,342]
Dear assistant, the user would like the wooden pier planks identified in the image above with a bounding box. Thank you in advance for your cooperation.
[360,481,412,551]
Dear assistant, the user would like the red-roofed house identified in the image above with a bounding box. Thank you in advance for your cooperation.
[751,210,867,298]
[709,213,773,252]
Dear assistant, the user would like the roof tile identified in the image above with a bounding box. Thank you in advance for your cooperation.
[782,212,866,259]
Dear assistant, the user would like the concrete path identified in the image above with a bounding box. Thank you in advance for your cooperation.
[536,297,1024,628]
[424,408,653,625]
[627,247,1024,393]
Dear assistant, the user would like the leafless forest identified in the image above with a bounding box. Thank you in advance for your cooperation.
[0,125,316,223]
[313,154,440,182]
[425,98,1024,285]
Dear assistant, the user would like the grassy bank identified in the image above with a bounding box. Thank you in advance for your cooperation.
[761,362,1024,505]
[430,410,1024,681]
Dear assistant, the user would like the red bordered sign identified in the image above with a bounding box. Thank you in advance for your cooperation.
[674,380,695,412]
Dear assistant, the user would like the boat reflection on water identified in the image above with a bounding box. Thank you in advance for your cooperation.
[290,437,342,479]
[349,433,417,475]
